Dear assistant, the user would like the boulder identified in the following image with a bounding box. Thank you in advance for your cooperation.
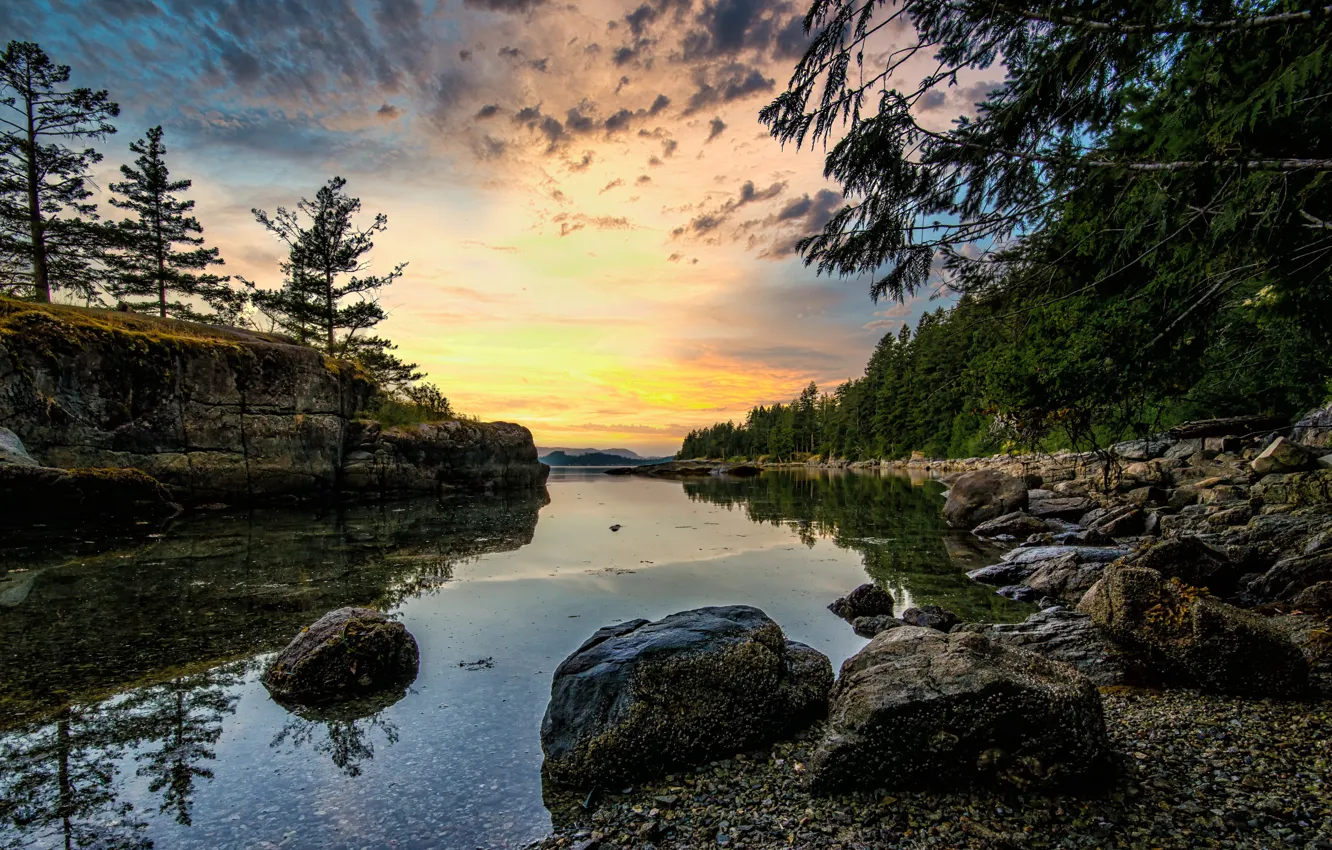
[540,606,832,787]
[955,608,1136,686]
[900,604,960,632]
[851,615,904,638]
[1027,495,1096,520]
[0,427,36,467]
[1290,581,1332,613]
[966,562,1031,586]
[807,628,1111,792]
[942,470,1028,529]
[1252,470,1332,507]
[1111,437,1173,461]
[1292,402,1332,449]
[1079,565,1308,697]
[1249,552,1332,602]
[0,464,179,523]
[263,607,420,705]
[971,511,1050,538]
[1251,437,1319,476]
[828,583,895,621]
[1001,545,1129,567]
[1024,553,1104,606]
[998,585,1042,603]
[1164,438,1204,460]
[1128,536,1244,596]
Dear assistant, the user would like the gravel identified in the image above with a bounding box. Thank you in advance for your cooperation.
[530,690,1331,850]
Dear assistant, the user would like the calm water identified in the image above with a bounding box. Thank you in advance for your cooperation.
[0,468,1028,850]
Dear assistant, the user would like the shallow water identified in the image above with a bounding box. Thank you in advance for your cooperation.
[0,468,1028,850]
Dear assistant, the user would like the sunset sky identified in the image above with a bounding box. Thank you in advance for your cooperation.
[12,0,988,455]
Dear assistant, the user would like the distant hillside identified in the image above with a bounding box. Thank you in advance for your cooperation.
[540,450,665,467]
[537,446,642,459]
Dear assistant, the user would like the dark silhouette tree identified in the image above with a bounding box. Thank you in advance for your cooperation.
[245,176,420,386]
[107,126,242,322]
[0,41,118,302]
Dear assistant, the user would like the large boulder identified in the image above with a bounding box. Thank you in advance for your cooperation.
[942,471,1028,529]
[1248,552,1332,602]
[1024,553,1105,606]
[828,583,895,621]
[1128,536,1244,597]
[1027,494,1096,520]
[0,427,36,466]
[807,627,1111,792]
[540,606,832,787]
[1252,470,1332,507]
[263,607,420,705]
[955,608,1136,686]
[1291,403,1332,449]
[900,604,960,632]
[1251,437,1319,476]
[1079,565,1308,697]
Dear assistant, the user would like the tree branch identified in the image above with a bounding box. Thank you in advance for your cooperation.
[960,2,1332,34]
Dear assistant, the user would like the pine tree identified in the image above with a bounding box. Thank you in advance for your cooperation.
[245,176,418,385]
[108,126,241,322]
[0,41,118,302]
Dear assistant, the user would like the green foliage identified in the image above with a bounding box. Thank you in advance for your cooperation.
[363,382,458,428]
[107,126,242,322]
[0,40,119,303]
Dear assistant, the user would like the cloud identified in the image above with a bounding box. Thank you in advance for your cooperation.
[376,103,403,120]
[760,189,843,257]
[648,93,671,115]
[706,116,727,142]
[624,3,658,36]
[684,64,775,114]
[474,103,501,119]
[675,179,786,237]
[600,178,625,193]
[462,0,550,13]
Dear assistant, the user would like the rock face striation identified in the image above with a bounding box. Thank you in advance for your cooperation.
[263,607,420,705]
[808,627,1111,792]
[540,606,833,787]
[0,300,546,504]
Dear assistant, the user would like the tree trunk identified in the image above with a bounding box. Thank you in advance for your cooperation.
[326,271,335,353]
[156,206,166,317]
[24,85,49,303]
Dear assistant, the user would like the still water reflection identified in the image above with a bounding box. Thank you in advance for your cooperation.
[0,468,1027,849]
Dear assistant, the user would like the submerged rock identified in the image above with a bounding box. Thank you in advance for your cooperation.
[263,607,420,705]
[1079,565,1308,697]
[540,605,832,787]
[942,470,1028,529]
[827,583,895,621]
[0,464,179,522]
[808,627,1111,792]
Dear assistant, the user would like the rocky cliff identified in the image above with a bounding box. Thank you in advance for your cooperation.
[0,299,546,504]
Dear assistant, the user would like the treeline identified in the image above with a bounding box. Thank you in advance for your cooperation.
[0,41,448,420]
[685,0,1332,460]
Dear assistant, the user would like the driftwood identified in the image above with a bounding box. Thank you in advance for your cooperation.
[1167,415,1288,440]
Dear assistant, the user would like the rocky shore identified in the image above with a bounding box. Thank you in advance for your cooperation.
[0,299,547,517]
[538,410,1332,849]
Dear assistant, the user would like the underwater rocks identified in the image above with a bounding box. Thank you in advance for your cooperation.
[0,463,179,524]
[807,627,1111,792]
[263,607,420,705]
[540,606,832,788]
[942,470,1029,529]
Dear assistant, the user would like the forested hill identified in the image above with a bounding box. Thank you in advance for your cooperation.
[540,451,665,466]
[678,291,1325,462]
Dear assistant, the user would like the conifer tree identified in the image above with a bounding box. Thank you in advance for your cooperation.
[0,41,118,302]
[246,176,418,385]
[108,126,241,322]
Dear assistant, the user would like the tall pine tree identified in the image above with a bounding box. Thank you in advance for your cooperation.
[0,41,118,302]
[108,126,241,322]
[246,176,419,386]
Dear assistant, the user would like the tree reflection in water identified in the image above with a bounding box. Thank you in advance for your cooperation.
[268,689,408,778]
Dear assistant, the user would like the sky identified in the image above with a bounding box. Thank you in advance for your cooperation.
[10,0,988,456]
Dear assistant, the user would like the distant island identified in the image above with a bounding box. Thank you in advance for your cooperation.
[539,450,667,467]
[538,446,645,459]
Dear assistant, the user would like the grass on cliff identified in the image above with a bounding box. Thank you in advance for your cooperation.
[0,296,291,348]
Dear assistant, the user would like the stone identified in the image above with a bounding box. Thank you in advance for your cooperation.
[1267,614,1332,696]
[942,470,1029,529]
[1164,438,1204,460]
[1252,437,1319,476]
[998,585,1042,603]
[1111,438,1174,461]
[828,583,895,621]
[1252,470,1332,507]
[262,607,420,705]
[1079,565,1308,697]
[971,511,1050,538]
[1001,545,1129,567]
[1249,552,1332,602]
[1291,402,1332,449]
[0,464,179,523]
[900,604,961,632]
[1205,436,1242,454]
[807,628,1111,792]
[0,427,36,467]
[1025,553,1105,606]
[955,608,1136,686]
[1128,536,1244,596]
[1126,486,1166,508]
[1027,495,1096,520]
[540,606,832,787]
[340,419,550,496]
[851,615,904,638]
[966,562,1030,586]
[1290,581,1332,613]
